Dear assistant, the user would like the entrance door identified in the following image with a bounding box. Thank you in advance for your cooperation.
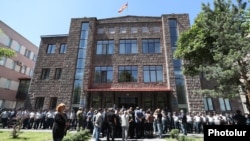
[118,97,138,109]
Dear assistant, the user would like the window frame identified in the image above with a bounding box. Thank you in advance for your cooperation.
[119,39,138,54]
[94,66,113,83]
[41,68,50,80]
[96,40,114,55]
[143,65,163,82]
[54,68,62,79]
[219,97,232,111]
[118,66,138,82]
[59,43,67,54]
[142,39,161,54]
[47,44,56,54]
[204,97,214,111]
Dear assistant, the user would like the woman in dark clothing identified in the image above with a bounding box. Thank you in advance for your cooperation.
[52,103,70,141]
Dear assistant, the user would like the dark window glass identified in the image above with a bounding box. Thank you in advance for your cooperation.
[94,66,113,83]
[173,59,181,71]
[142,39,161,54]
[96,40,114,54]
[59,43,67,54]
[75,68,84,79]
[73,80,82,104]
[47,44,56,54]
[143,65,163,82]
[175,74,186,104]
[24,49,31,58]
[204,97,214,111]
[35,97,45,110]
[119,39,138,54]
[54,68,62,79]
[78,48,86,59]
[41,68,50,80]
[118,66,138,82]
[49,97,57,110]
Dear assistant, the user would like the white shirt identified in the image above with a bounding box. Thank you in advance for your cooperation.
[120,113,129,127]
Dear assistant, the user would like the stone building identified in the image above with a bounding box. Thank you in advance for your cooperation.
[0,21,38,109]
[28,14,244,113]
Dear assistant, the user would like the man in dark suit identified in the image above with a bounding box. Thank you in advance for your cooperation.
[106,108,117,141]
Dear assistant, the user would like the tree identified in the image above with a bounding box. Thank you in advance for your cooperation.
[174,0,250,112]
[0,28,15,58]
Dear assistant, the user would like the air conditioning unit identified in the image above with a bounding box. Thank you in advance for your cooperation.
[16,61,23,66]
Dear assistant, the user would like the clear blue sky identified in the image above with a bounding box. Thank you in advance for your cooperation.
[1,0,215,46]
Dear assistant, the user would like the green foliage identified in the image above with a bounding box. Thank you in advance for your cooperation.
[0,29,16,59]
[0,47,16,59]
[175,0,250,109]
[0,131,52,141]
[178,135,196,141]
[63,129,91,141]
[9,119,22,138]
[169,129,180,139]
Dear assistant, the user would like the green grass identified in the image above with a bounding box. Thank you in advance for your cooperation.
[0,131,53,141]
[166,135,203,141]
[0,130,204,141]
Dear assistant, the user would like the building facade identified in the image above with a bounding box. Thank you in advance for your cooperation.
[0,21,38,109]
[28,14,244,113]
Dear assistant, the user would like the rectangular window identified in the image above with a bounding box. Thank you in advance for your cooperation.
[204,97,214,111]
[5,79,11,89]
[24,49,31,58]
[142,39,161,54]
[219,98,231,111]
[94,66,113,83]
[143,65,163,82]
[49,97,57,110]
[20,65,27,74]
[96,40,114,55]
[29,69,33,76]
[0,32,12,46]
[131,27,138,33]
[41,68,50,79]
[35,97,45,110]
[153,26,161,33]
[54,68,62,79]
[120,27,126,33]
[15,44,21,52]
[169,19,178,47]
[0,57,7,66]
[118,66,138,82]
[59,43,67,54]
[97,28,104,34]
[119,39,138,54]
[33,54,37,61]
[109,28,115,34]
[142,27,149,33]
[47,44,56,54]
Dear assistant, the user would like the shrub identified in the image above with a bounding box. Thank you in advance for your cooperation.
[178,135,195,141]
[63,129,91,141]
[169,129,180,139]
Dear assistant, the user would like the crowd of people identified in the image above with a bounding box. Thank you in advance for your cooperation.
[1,106,250,141]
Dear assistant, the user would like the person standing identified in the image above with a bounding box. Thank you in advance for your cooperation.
[76,107,83,131]
[233,110,246,125]
[52,103,70,141]
[120,109,129,141]
[106,108,117,141]
[94,108,103,141]
[179,110,187,135]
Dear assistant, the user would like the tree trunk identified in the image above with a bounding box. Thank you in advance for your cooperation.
[245,92,250,113]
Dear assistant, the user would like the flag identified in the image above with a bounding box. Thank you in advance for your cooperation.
[118,2,128,13]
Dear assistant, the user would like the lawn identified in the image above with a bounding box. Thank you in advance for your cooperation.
[0,130,204,141]
[0,131,53,141]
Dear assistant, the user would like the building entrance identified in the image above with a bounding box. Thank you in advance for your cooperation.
[118,97,138,109]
